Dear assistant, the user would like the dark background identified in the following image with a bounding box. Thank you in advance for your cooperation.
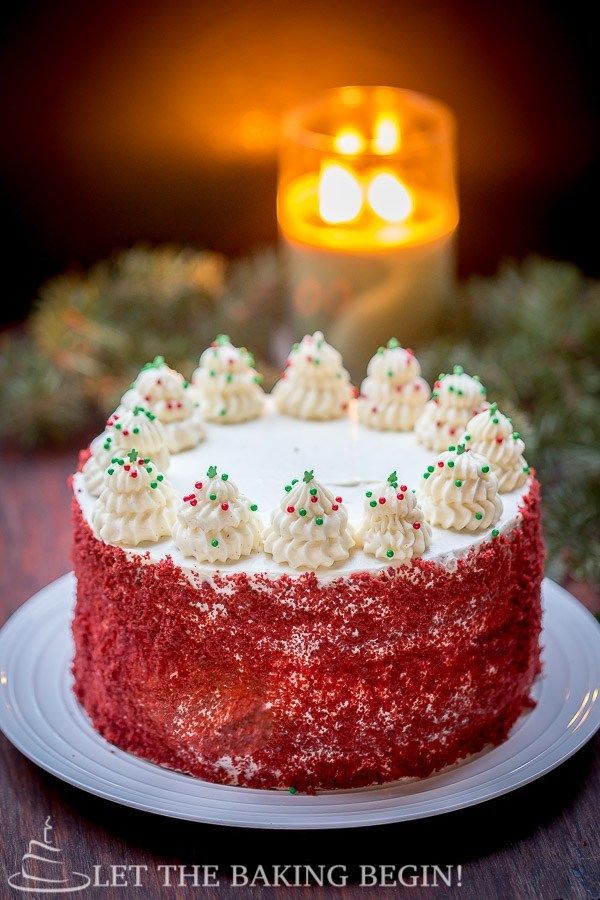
[1,0,598,326]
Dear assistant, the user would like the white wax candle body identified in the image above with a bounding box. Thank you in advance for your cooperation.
[282,234,455,380]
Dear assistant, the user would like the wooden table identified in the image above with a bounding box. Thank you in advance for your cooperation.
[1,448,598,899]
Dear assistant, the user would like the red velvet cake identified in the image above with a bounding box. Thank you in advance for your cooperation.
[71,337,544,792]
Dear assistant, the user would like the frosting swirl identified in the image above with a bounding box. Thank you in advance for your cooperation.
[272,332,352,420]
[82,432,114,497]
[415,365,487,451]
[92,449,176,546]
[358,339,430,431]
[192,335,264,423]
[173,465,262,563]
[357,471,432,563]
[263,469,354,569]
[418,444,502,532]
[106,406,170,473]
[464,403,530,492]
[123,357,205,452]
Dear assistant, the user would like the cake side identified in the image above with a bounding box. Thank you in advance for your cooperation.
[71,479,544,793]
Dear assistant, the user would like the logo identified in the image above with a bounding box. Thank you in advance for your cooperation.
[8,816,90,894]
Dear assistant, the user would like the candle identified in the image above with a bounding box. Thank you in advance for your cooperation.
[278,87,459,378]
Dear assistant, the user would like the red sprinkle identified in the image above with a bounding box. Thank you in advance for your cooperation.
[400,485,408,492]
[310,496,318,503]
[221,503,229,511]
[190,499,197,506]
[287,506,295,513]
[122,430,129,436]
[195,482,203,489]
[378,497,386,505]
[131,471,138,478]
[335,497,343,503]
[437,461,444,467]
[496,437,504,444]
[413,522,421,529]
[397,493,404,500]
[124,465,130,471]
[331,504,339,511]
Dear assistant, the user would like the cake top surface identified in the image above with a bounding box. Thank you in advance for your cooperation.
[74,398,529,581]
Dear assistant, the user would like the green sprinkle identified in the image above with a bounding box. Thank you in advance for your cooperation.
[314,358,320,365]
[285,485,292,492]
[370,500,377,507]
[475,512,483,520]
[291,479,299,485]
[456,444,466,455]
[523,465,530,473]
[481,465,490,473]
[107,467,114,475]
[448,385,455,392]
[464,434,471,441]
[309,487,317,496]
[448,445,456,451]
[423,472,430,479]
[513,432,520,439]
[118,459,124,466]
[315,517,324,525]
[209,493,217,501]
[455,479,463,487]
[427,465,434,473]
[387,337,399,349]
[207,465,218,478]
[365,490,373,498]
[448,460,455,468]
[253,374,263,384]
[219,408,227,417]
[145,466,152,473]
[491,529,499,538]
[133,427,139,434]
[221,473,229,481]
[157,474,164,481]
[377,346,385,355]
[115,422,122,430]
[303,470,314,483]
[387,471,397,485]
[386,549,394,558]
[103,442,111,450]
[225,373,233,383]
[453,364,464,375]
[144,458,150,464]
[387,370,393,378]
[492,417,499,424]
[150,482,157,489]
[211,538,219,547]
[288,786,298,795]
[457,389,463,396]
[299,508,307,516]
[250,504,258,512]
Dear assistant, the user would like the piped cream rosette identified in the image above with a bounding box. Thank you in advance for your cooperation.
[418,443,502,532]
[122,356,205,452]
[173,465,262,564]
[358,339,430,431]
[82,432,115,497]
[263,469,354,569]
[415,365,487,451]
[106,406,170,472]
[357,471,432,563]
[464,403,530,492]
[272,332,352,421]
[192,335,264,424]
[92,449,176,546]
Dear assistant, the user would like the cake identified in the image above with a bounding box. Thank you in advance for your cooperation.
[71,337,544,793]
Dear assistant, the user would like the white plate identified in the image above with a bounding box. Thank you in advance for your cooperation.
[0,574,599,830]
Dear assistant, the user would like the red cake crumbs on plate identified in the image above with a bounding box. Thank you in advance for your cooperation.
[71,480,544,793]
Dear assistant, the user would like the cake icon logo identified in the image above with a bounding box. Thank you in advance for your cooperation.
[8,816,90,893]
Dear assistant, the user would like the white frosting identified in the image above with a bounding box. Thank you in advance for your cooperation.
[92,451,177,546]
[358,340,430,431]
[123,357,205,452]
[272,331,352,420]
[418,445,503,532]
[173,466,262,563]
[357,472,432,563]
[192,335,264,424]
[415,366,487,451]
[82,433,114,497]
[263,470,354,569]
[464,404,529,493]
[105,406,170,473]
[74,398,529,581]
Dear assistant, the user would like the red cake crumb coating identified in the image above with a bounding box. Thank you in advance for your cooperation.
[71,480,544,793]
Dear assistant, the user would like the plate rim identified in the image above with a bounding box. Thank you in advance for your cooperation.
[1,573,599,830]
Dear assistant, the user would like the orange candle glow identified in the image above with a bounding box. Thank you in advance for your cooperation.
[278,87,459,377]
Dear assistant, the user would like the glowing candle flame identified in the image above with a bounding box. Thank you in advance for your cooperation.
[319,163,363,224]
[373,115,401,154]
[367,172,413,222]
[333,128,365,155]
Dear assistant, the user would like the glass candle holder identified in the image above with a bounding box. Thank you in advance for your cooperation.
[277,86,458,378]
